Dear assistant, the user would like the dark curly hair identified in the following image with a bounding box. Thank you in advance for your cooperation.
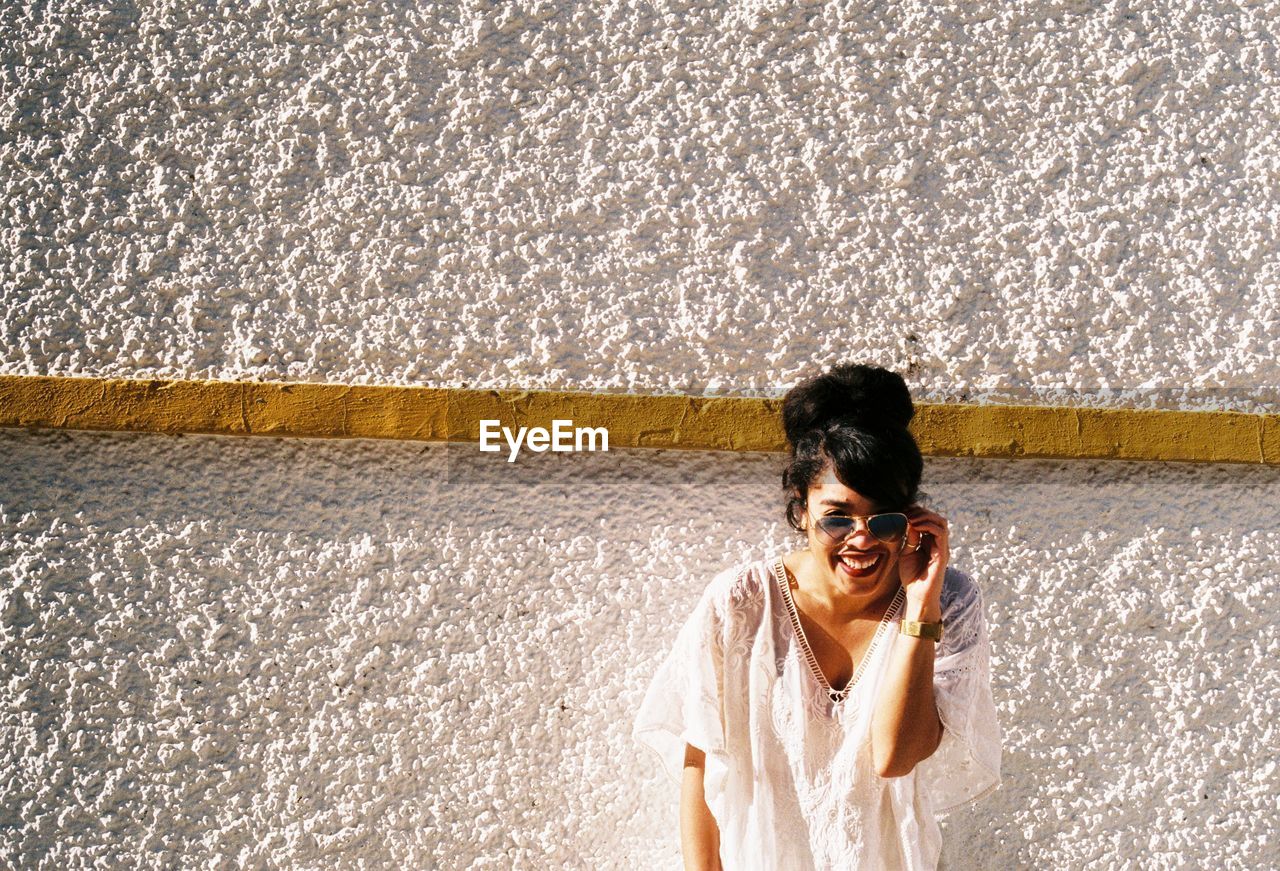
[781,363,923,532]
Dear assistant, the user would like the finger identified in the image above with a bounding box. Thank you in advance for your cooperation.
[905,531,931,550]
[907,518,948,540]
[904,527,948,554]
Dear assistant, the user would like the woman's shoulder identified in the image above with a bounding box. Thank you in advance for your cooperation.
[699,557,773,615]
[939,564,985,618]
[938,565,989,652]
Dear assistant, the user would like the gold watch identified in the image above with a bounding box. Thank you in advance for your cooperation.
[900,620,944,642]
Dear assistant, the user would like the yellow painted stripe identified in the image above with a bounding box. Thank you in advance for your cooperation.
[2,374,1278,465]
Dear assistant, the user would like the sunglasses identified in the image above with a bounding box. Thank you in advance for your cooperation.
[812,511,910,545]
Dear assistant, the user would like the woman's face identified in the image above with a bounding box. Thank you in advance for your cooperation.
[801,466,906,602]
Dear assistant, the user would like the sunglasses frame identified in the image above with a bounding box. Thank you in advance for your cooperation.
[809,509,910,546]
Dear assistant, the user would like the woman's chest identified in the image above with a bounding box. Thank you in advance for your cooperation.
[791,610,886,695]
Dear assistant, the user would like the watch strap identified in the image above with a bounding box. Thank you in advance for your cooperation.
[900,619,944,642]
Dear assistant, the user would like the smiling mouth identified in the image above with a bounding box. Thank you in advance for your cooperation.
[837,552,882,573]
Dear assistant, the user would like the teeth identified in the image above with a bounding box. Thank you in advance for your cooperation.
[839,554,880,570]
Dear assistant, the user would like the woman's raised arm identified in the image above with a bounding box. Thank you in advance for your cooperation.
[871,505,948,777]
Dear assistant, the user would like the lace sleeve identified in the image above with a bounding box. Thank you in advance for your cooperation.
[632,578,728,787]
[915,567,1003,814]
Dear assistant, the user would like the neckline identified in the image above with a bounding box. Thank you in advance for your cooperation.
[771,556,905,704]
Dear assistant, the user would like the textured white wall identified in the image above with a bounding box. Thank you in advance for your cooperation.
[5,1,1280,869]
[2,1,1278,409]
[3,431,1278,868]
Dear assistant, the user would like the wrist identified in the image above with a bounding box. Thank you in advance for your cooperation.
[901,594,942,623]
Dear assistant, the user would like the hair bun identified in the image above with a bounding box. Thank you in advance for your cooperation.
[782,363,914,444]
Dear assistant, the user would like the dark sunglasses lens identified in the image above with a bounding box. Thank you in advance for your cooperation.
[868,513,908,542]
[816,516,855,540]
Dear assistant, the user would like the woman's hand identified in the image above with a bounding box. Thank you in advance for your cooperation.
[897,505,949,607]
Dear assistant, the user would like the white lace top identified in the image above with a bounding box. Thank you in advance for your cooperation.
[633,557,1002,871]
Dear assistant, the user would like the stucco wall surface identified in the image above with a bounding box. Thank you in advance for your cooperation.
[5,0,1280,868]
[2,428,1278,869]
[3,1,1280,410]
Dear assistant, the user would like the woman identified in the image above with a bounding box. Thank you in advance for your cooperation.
[633,363,1002,870]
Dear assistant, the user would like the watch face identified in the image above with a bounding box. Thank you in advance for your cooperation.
[902,621,943,641]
